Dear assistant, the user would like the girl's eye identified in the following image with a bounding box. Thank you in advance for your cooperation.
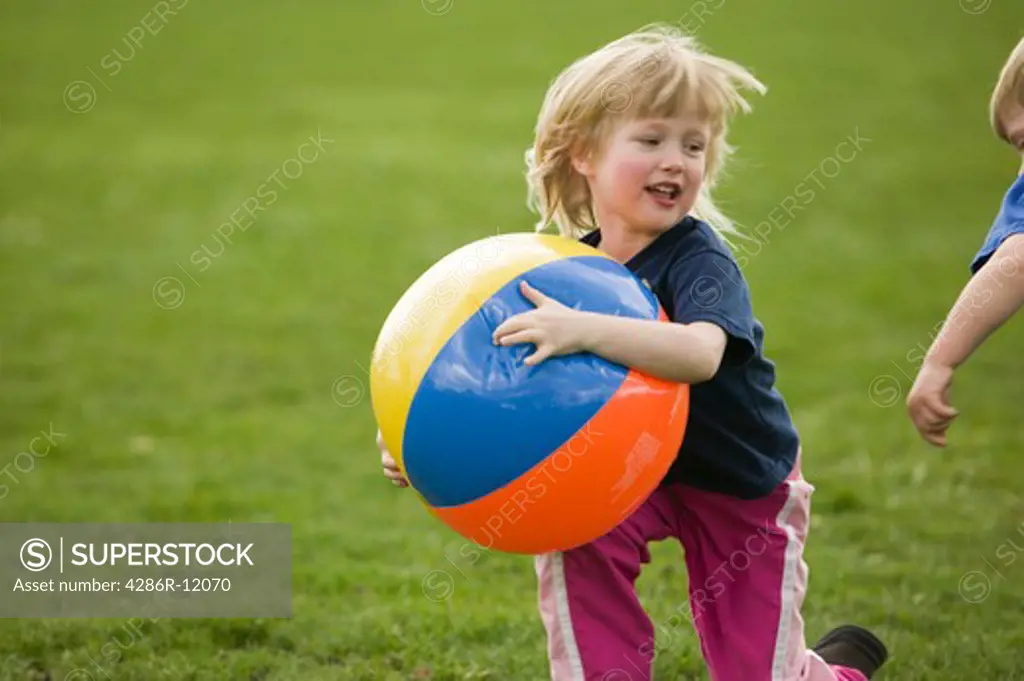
[639,137,660,146]
[685,141,706,153]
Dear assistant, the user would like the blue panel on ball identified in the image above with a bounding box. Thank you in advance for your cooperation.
[404,255,660,508]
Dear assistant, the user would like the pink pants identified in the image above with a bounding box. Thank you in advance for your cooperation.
[535,459,865,681]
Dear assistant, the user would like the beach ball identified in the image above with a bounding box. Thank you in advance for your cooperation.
[369,233,689,554]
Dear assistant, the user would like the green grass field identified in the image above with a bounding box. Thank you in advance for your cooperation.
[2,1,1023,679]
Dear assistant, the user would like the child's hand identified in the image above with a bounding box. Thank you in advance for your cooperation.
[907,360,959,447]
[492,281,590,366]
[378,428,409,487]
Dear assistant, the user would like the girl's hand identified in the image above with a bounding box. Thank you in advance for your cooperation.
[492,281,590,366]
[906,360,959,447]
[378,428,409,487]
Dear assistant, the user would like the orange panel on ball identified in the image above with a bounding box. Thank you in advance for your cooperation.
[431,369,689,554]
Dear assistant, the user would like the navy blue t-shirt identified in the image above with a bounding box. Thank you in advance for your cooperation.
[970,173,1024,274]
[580,217,800,499]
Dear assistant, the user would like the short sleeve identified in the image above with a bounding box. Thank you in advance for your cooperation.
[667,250,757,366]
[971,174,1024,274]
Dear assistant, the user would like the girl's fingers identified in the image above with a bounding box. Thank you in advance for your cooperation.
[519,280,549,306]
[497,329,540,347]
[523,344,554,366]
[493,315,529,344]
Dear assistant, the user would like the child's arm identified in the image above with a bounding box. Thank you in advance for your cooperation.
[492,280,728,384]
[907,234,1024,446]
[926,234,1024,367]
[575,313,726,384]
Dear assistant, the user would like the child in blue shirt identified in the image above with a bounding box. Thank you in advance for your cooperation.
[380,25,888,680]
[908,38,1024,446]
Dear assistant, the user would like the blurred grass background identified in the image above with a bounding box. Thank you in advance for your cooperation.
[1,0,1023,678]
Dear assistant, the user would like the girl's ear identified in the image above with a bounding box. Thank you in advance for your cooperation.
[570,147,594,177]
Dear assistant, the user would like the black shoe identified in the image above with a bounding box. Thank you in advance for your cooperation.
[812,624,888,679]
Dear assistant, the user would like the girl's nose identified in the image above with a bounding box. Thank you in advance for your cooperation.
[660,150,684,171]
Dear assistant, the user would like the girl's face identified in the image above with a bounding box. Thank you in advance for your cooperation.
[574,114,710,236]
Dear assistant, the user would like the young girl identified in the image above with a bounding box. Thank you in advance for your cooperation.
[380,25,888,681]
[907,37,1024,447]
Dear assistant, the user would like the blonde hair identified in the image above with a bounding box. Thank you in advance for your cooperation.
[990,37,1024,143]
[525,24,766,240]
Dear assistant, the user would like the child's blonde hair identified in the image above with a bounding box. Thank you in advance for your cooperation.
[990,37,1024,143]
[525,24,766,240]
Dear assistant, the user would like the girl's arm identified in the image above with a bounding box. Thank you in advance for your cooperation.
[576,313,726,384]
[492,280,728,384]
